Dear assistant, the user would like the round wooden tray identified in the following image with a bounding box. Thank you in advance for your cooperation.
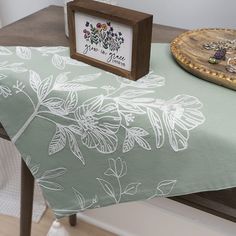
[170,28,236,90]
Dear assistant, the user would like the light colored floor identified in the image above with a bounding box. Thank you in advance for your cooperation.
[77,199,236,236]
[1,199,236,236]
[0,209,116,236]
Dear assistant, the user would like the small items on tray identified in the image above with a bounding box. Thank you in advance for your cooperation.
[203,39,236,73]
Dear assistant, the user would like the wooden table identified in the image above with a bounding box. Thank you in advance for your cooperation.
[0,5,235,236]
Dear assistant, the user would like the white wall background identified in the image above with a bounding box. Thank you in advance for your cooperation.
[0,0,62,27]
[117,0,236,29]
[0,0,236,29]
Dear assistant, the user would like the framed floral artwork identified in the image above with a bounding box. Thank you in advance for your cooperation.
[67,0,153,80]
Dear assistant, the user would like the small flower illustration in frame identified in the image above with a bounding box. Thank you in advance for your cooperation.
[67,0,153,81]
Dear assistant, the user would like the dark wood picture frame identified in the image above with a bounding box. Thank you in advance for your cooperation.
[67,0,153,81]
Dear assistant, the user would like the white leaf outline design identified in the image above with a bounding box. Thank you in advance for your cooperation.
[97,178,116,200]
[0,85,12,98]
[105,157,127,177]
[35,46,68,56]
[42,97,65,108]
[53,187,98,216]
[128,127,149,137]
[24,157,68,192]
[40,167,67,180]
[54,83,97,92]
[133,135,151,150]
[24,156,40,176]
[52,54,65,70]
[123,131,135,153]
[52,54,88,70]
[49,125,67,155]
[118,98,146,114]
[64,56,88,66]
[37,167,67,191]
[115,157,127,177]
[30,164,40,176]
[72,73,101,82]
[123,127,151,153]
[0,46,12,55]
[163,112,189,151]
[0,74,7,80]
[42,97,68,115]
[67,124,83,136]
[37,75,53,102]
[131,97,155,103]
[147,108,164,148]
[37,180,64,191]
[104,168,116,176]
[29,70,41,93]
[0,52,206,214]
[148,179,177,199]
[106,158,117,176]
[72,187,86,209]
[65,128,85,165]
[124,183,141,195]
[99,102,117,113]
[156,180,177,196]
[25,156,31,166]
[0,61,27,73]
[55,72,70,84]
[3,54,205,167]
[16,46,32,60]
[25,156,67,191]
[53,72,98,91]
[25,158,67,192]
[119,89,154,99]
[65,92,78,113]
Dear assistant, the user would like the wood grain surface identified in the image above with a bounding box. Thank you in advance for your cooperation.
[171,28,236,90]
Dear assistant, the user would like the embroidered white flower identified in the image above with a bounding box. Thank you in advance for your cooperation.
[75,96,121,153]
[0,47,206,165]
[160,95,205,151]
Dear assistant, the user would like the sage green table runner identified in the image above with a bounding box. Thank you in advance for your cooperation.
[0,44,235,218]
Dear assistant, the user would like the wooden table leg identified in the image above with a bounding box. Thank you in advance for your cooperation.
[20,158,77,236]
[20,159,34,236]
[69,214,77,226]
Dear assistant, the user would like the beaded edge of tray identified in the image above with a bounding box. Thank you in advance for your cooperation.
[170,28,236,91]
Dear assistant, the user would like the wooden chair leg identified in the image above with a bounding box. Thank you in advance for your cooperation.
[20,159,34,236]
[69,214,77,226]
[20,158,77,236]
